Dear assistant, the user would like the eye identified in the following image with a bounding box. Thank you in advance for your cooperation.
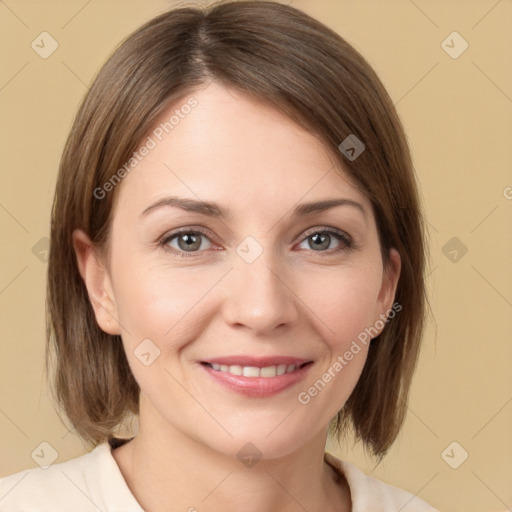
[159,226,354,258]
[160,229,213,256]
[296,228,353,253]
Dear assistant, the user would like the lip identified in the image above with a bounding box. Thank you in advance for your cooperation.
[199,356,314,398]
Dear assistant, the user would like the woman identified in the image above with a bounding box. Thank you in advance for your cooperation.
[0,1,437,510]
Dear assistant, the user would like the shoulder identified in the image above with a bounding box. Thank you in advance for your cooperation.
[0,444,103,512]
[324,452,439,512]
[0,446,94,511]
[0,442,142,512]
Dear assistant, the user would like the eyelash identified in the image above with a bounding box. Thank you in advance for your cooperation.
[158,226,355,258]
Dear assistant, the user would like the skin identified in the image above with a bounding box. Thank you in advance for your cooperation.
[73,80,400,512]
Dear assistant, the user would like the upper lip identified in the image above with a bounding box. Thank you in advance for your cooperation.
[201,356,312,368]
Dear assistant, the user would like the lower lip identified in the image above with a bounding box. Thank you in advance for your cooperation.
[201,363,313,398]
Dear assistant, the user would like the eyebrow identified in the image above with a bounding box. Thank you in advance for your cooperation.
[140,196,367,220]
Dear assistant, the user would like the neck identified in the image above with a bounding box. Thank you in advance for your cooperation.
[112,396,351,512]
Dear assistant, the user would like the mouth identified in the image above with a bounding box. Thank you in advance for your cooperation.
[200,360,312,378]
[199,356,314,397]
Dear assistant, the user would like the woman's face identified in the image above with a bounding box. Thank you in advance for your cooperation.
[85,81,400,459]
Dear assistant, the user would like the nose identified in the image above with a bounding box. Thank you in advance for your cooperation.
[222,249,299,335]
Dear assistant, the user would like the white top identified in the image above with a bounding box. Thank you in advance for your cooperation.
[0,439,438,511]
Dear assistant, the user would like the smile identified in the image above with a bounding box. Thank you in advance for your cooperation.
[199,357,314,398]
[203,362,307,378]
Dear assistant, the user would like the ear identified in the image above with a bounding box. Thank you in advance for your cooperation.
[72,229,121,335]
[374,247,401,333]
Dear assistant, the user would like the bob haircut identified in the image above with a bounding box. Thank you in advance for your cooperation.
[47,0,429,460]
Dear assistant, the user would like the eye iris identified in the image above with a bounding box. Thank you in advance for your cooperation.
[309,232,330,251]
[178,233,201,251]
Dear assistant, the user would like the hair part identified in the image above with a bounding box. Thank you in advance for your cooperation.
[47,0,429,459]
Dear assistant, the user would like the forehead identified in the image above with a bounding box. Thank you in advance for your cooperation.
[114,81,370,220]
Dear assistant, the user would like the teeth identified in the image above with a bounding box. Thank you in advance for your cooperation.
[260,366,278,377]
[242,366,260,377]
[208,363,298,377]
[229,365,243,376]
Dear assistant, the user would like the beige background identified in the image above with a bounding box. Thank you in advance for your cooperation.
[1,1,511,510]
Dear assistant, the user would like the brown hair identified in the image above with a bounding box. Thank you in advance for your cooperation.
[47,0,429,459]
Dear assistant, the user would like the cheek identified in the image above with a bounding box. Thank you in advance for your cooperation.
[109,260,220,399]
[296,262,383,348]
[294,268,379,417]
[111,257,226,348]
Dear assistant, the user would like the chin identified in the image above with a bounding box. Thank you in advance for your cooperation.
[196,416,320,462]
